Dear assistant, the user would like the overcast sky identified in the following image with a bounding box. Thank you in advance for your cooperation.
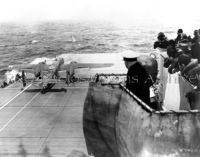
[0,0,199,25]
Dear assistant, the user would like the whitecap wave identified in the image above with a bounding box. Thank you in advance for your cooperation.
[31,40,39,44]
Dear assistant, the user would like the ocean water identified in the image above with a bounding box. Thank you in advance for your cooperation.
[0,20,199,79]
[1,20,200,156]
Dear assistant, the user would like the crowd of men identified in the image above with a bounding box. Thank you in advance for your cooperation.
[154,29,200,86]
[122,28,200,109]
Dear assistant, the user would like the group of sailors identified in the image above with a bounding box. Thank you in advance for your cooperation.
[122,28,200,110]
[154,28,200,87]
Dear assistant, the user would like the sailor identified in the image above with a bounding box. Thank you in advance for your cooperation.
[0,81,8,88]
[164,47,199,86]
[180,56,200,88]
[167,39,177,58]
[21,70,26,87]
[178,34,192,55]
[191,30,200,60]
[65,61,76,84]
[175,29,185,44]
[164,38,193,74]
[154,32,169,49]
[165,48,192,74]
[191,30,200,43]
[163,39,179,73]
[15,73,21,81]
[122,50,158,105]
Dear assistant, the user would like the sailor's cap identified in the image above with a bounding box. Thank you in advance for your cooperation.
[122,50,146,61]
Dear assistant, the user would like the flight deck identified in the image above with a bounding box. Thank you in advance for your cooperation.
[0,82,88,157]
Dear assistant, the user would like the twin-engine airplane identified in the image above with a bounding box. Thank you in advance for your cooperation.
[8,58,113,93]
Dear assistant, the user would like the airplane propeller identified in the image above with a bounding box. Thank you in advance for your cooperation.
[21,70,26,87]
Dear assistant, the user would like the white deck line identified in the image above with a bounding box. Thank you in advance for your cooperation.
[1,86,89,90]
[0,84,32,111]
[0,92,40,133]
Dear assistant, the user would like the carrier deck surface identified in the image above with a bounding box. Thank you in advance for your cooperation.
[0,82,88,156]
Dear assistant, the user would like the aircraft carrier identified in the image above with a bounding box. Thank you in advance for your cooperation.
[1,52,198,157]
[0,53,127,157]
[0,81,88,156]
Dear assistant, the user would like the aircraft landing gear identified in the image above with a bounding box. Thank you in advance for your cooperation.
[41,83,55,94]
[41,89,46,94]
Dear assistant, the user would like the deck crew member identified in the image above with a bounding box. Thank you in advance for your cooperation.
[154,32,169,49]
[191,30,200,43]
[191,30,200,60]
[175,29,186,44]
[178,34,192,55]
[122,50,158,106]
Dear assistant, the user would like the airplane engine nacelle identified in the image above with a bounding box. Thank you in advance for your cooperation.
[34,62,46,78]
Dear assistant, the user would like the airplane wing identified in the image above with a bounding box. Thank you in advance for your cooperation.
[73,63,114,69]
[9,63,50,72]
[62,63,114,70]
[58,63,114,78]
[9,64,37,71]
[13,68,50,77]
[2,64,37,73]
[18,69,35,74]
